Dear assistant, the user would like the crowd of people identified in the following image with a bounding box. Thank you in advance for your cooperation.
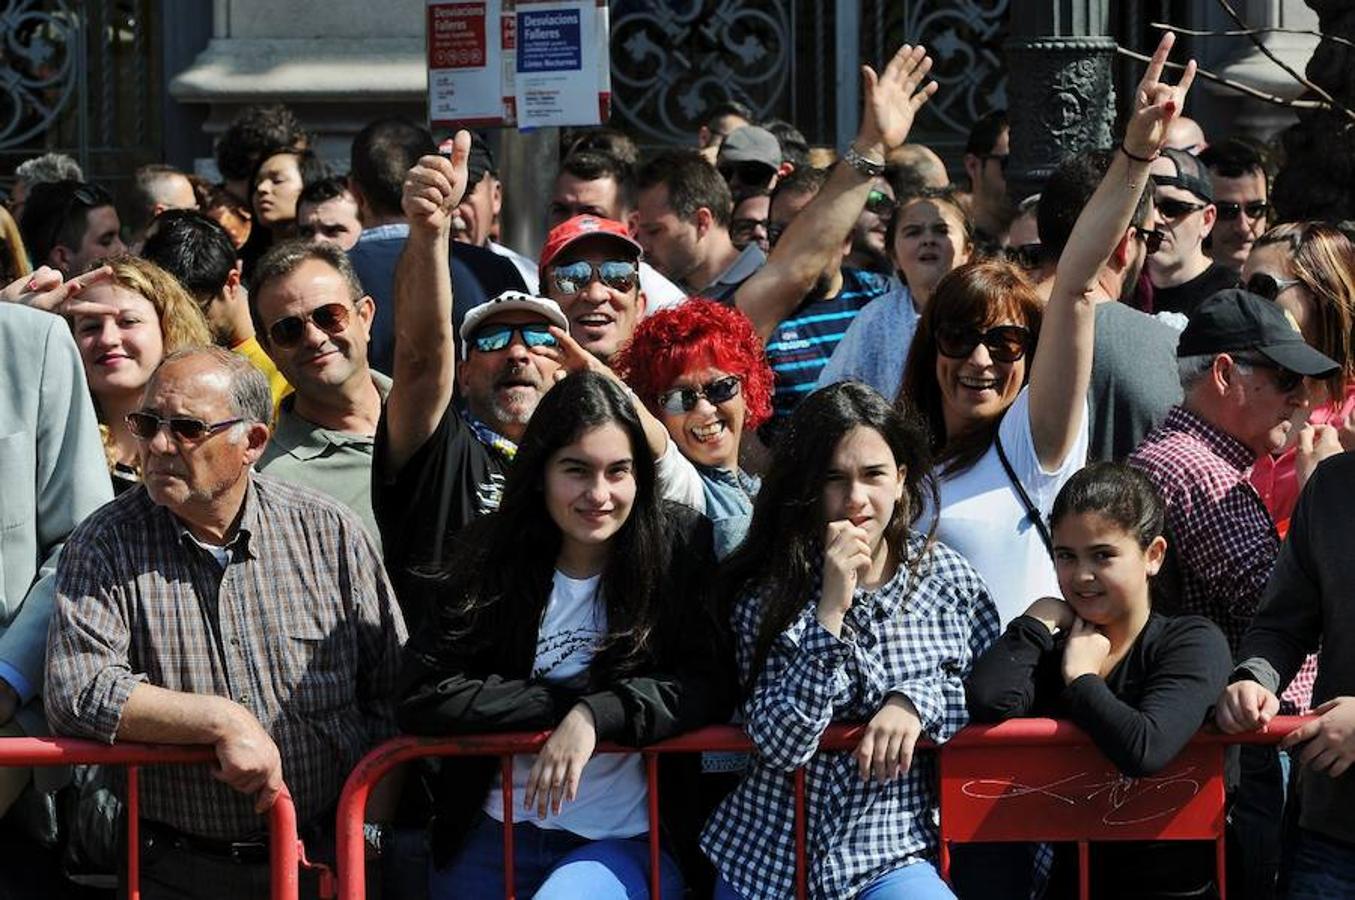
[0,29,1352,900]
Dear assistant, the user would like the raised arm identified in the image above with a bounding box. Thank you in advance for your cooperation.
[1028,32,1196,468]
[734,45,937,341]
[381,131,471,475]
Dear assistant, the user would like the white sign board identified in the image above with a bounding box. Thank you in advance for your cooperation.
[427,0,515,128]
[512,0,610,129]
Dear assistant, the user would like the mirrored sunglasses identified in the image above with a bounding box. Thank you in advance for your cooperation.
[550,259,638,296]
[658,375,742,414]
[267,302,351,348]
[934,323,1032,363]
[469,322,559,354]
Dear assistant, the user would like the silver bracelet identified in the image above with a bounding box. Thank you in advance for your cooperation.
[842,143,886,178]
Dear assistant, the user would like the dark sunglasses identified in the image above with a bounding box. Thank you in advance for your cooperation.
[1156,197,1207,219]
[935,323,1032,363]
[981,153,1009,174]
[1240,357,1305,394]
[550,259,638,296]
[1005,242,1043,270]
[126,411,245,443]
[469,322,559,354]
[865,189,895,218]
[267,302,351,348]
[1215,200,1269,222]
[718,161,777,186]
[1133,226,1165,255]
[1245,271,1302,301]
[658,375,742,414]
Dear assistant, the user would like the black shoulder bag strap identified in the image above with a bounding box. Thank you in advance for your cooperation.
[994,431,1055,560]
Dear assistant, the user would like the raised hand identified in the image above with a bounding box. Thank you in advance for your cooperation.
[818,520,872,637]
[1124,32,1197,159]
[858,44,938,154]
[0,265,116,317]
[1295,423,1343,490]
[401,130,472,235]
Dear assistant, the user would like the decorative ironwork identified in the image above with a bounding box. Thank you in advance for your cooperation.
[610,0,792,145]
[0,0,79,150]
[890,0,1011,138]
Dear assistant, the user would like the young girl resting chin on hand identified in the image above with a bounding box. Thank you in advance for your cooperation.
[966,462,1232,900]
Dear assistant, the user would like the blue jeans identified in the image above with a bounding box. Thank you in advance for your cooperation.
[713,860,954,899]
[1286,829,1355,899]
[429,814,684,899]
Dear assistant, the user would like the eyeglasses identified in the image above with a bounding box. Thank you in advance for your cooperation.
[1237,357,1305,394]
[125,411,245,443]
[550,259,638,296]
[718,161,777,186]
[865,189,895,218]
[934,323,1032,363]
[657,375,742,414]
[1132,226,1165,255]
[468,322,559,354]
[1005,242,1043,270]
[1215,200,1269,222]
[1155,197,1207,219]
[266,302,352,348]
[730,216,768,243]
[1245,271,1303,301]
[981,153,1009,174]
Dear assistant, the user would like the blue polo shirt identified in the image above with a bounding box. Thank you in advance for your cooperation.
[761,267,891,439]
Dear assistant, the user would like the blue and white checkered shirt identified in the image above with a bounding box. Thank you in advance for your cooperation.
[701,533,1000,899]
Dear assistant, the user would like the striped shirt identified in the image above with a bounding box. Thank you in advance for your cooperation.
[762,267,891,434]
[701,534,1000,899]
[45,475,407,839]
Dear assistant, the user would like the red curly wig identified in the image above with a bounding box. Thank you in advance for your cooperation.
[616,299,775,430]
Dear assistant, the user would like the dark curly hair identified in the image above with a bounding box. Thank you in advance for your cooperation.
[615,299,774,430]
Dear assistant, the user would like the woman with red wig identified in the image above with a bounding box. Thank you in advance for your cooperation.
[617,300,773,558]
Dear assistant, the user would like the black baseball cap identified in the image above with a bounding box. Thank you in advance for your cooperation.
[1152,148,1214,203]
[1177,288,1340,377]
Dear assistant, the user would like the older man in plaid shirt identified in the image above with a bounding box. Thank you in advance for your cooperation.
[1128,287,1339,900]
[45,347,406,900]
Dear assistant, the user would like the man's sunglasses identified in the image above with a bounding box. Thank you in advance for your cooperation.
[730,217,769,242]
[935,323,1032,363]
[1133,226,1165,255]
[1156,197,1207,219]
[267,302,351,348]
[126,411,244,443]
[1239,357,1305,394]
[1245,271,1302,301]
[469,322,559,354]
[1005,242,1043,270]
[658,375,742,414]
[718,161,776,186]
[1216,200,1269,222]
[865,189,895,218]
[550,259,638,296]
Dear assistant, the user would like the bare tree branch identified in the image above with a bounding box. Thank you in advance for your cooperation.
[1149,21,1355,51]
[1115,46,1331,112]
[1212,0,1355,123]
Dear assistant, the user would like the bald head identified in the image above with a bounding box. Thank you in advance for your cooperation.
[888,144,949,189]
[1165,117,1207,155]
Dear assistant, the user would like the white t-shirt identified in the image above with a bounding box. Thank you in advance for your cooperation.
[927,387,1089,625]
[485,571,648,838]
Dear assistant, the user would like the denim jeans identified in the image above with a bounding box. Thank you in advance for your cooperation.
[1285,829,1355,899]
[713,860,955,900]
[429,813,684,899]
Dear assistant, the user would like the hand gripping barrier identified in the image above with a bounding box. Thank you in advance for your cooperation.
[334,717,1310,900]
[0,737,317,900]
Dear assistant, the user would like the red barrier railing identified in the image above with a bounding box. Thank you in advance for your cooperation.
[0,737,315,900]
[333,718,1309,900]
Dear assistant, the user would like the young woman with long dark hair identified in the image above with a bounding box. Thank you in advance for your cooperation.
[396,370,732,899]
[701,381,1000,899]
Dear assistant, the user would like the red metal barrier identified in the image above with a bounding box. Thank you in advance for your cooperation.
[0,737,313,899]
[334,718,1308,900]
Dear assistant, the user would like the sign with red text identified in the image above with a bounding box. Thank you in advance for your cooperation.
[427,0,515,127]
[513,0,609,128]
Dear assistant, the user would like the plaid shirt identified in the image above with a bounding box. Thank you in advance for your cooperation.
[45,475,407,839]
[1128,406,1278,654]
[701,534,1000,900]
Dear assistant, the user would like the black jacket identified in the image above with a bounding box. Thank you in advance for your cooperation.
[395,503,735,866]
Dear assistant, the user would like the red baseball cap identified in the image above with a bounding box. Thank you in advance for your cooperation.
[538,215,643,272]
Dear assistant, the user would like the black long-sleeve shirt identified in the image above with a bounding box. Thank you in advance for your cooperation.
[966,611,1231,899]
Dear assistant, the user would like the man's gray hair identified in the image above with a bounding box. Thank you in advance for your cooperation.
[1178,351,1261,392]
[157,346,272,426]
[250,239,364,301]
[15,152,83,187]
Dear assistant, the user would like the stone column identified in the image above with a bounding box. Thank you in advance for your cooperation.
[1271,1,1355,222]
[1003,0,1117,205]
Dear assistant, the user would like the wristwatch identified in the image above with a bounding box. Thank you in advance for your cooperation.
[842,143,886,178]
[363,822,388,858]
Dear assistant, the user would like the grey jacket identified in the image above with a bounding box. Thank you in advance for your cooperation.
[0,303,111,732]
